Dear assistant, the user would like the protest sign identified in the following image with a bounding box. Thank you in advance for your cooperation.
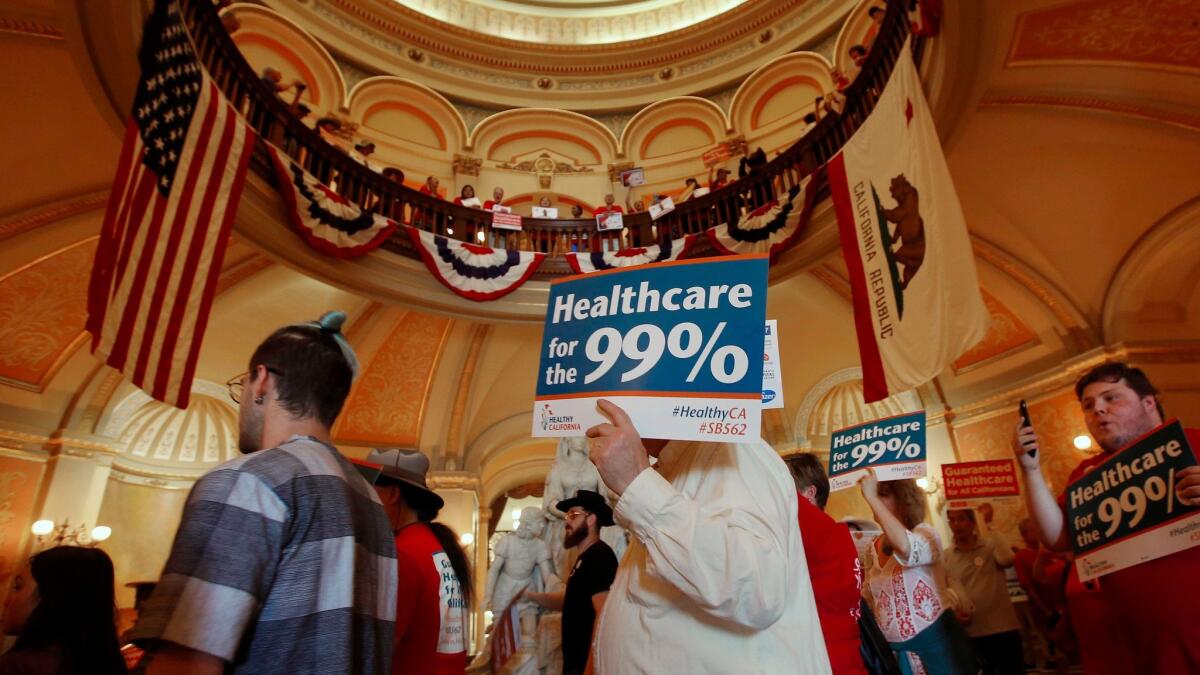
[459,197,482,208]
[620,168,645,187]
[828,411,927,491]
[648,197,675,221]
[533,255,768,442]
[943,459,1019,508]
[702,144,731,167]
[1067,420,1200,581]
[762,319,784,409]
[492,211,523,231]
[532,206,558,219]
[596,212,624,232]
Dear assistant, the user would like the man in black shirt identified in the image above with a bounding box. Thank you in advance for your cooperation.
[525,489,618,675]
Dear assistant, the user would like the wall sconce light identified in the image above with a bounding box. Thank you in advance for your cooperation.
[1073,435,1093,450]
[917,475,943,497]
[30,519,112,549]
[460,532,475,546]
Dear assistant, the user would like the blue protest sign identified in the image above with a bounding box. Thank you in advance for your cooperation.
[533,255,768,442]
[1067,420,1200,581]
[828,411,927,491]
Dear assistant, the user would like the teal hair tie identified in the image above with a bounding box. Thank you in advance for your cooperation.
[304,310,359,379]
[318,310,347,332]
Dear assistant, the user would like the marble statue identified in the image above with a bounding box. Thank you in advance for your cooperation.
[542,437,628,575]
[481,506,559,675]
[485,506,557,616]
[542,437,603,573]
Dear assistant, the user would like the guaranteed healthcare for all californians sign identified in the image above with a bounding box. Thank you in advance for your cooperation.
[533,255,768,443]
[943,459,1020,508]
[828,411,927,491]
[1067,420,1200,582]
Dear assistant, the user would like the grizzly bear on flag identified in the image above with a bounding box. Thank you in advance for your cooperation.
[882,174,926,291]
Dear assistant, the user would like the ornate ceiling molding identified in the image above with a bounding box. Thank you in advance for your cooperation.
[970,235,1096,353]
[978,95,1200,134]
[0,14,63,40]
[0,191,108,244]
[394,0,750,45]
[1005,0,1200,76]
[264,0,849,110]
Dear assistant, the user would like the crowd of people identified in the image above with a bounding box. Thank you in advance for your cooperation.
[1,349,1192,674]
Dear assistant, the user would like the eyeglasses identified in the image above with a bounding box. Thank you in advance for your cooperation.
[565,509,590,520]
[226,367,284,403]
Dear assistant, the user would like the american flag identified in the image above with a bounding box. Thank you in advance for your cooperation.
[87,0,255,409]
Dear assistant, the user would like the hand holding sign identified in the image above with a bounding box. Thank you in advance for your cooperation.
[1178,466,1200,507]
[586,399,651,496]
[858,468,880,500]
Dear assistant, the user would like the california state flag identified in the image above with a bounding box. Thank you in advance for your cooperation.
[829,38,988,403]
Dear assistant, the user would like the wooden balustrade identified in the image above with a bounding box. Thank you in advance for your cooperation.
[177,0,922,278]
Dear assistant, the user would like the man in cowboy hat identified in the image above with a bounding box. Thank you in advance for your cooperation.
[367,448,472,675]
[525,490,619,675]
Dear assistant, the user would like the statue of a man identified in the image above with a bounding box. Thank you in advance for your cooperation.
[543,438,604,571]
[485,506,557,616]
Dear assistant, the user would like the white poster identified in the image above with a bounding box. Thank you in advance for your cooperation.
[762,319,784,409]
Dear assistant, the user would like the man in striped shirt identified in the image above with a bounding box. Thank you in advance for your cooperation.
[131,312,397,674]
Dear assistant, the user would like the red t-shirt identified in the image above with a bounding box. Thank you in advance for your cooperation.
[1014,546,1067,612]
[483,199,503,211]
[1056,428,1200,674]
[420,184,442,200]
[797,496,866,674]
[392,523,467,675]
[593,205,623,217]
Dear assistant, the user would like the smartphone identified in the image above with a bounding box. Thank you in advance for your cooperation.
[1019,399,1036,458]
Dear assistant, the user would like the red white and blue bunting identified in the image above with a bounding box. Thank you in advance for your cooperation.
[705,173,816,263]
[564,234,697,275]
[404,226,545,301]
[267,144,397,259]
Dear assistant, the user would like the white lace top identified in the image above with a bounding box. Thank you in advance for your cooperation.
[864,522,949,643]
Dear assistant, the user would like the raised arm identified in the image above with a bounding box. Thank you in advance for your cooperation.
[1013,422,1071,552]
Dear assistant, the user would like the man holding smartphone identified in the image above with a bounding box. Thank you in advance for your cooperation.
[1013,362,1200,673]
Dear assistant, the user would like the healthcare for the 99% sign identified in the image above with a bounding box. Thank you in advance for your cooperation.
[544,321,749,386]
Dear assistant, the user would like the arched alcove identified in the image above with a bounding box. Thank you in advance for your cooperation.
[347,77,469,162]
[224,3,347,116]
[832,0,887,81]
[470,109,619,167]
[729,51,835,154]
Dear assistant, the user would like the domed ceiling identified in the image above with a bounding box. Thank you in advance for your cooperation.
[394,0,751,44]
[259,0,852,111]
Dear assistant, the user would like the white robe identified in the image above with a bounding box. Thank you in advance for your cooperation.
[593,440,832,674]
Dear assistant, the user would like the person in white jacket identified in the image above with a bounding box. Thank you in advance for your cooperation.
[584,400,832,674]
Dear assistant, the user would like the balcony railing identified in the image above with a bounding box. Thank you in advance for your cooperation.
[176,0,922,278]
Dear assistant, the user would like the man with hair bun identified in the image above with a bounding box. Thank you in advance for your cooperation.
[130,311,398,675]
[1014,361,1200,674]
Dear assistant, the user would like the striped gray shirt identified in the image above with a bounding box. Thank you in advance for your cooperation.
[131,436,397,674]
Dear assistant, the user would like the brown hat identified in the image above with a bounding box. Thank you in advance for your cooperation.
[366,448,444,510]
